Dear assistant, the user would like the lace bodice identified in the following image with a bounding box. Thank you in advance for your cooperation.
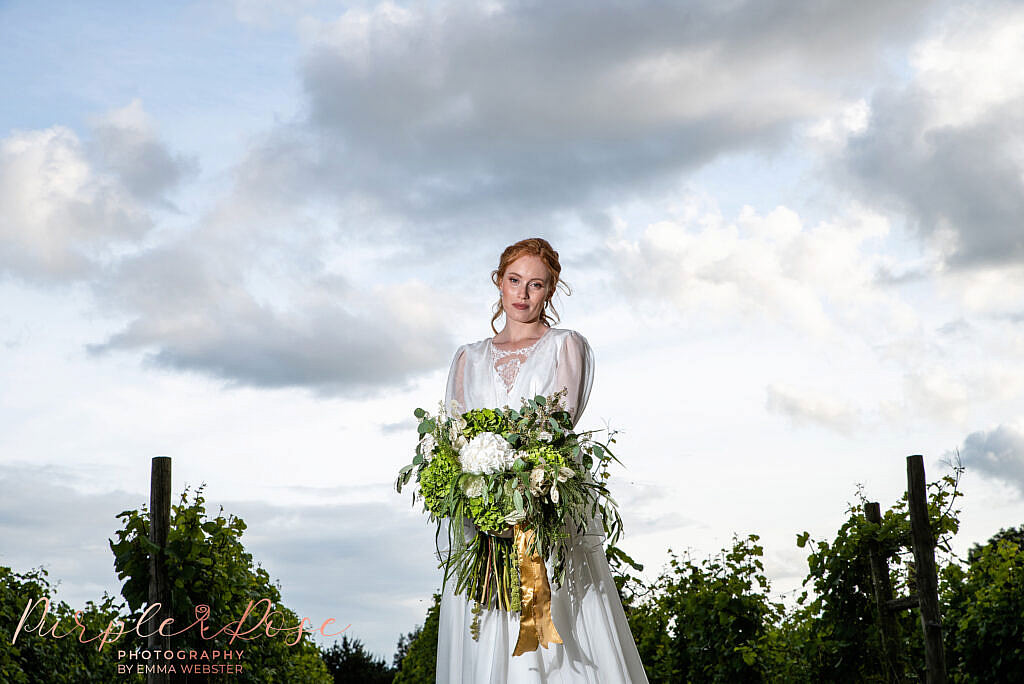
[444,327,594,426]
[489,332,548,394]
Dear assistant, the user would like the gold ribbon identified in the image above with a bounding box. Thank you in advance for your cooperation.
[512,524,562,656]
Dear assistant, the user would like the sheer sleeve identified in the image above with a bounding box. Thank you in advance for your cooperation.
[555,331,595,427]
[556,331,606,551]
[444,345,467,413]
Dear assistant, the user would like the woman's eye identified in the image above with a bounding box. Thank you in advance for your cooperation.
[531,282,543,289]
[509,277,519,284]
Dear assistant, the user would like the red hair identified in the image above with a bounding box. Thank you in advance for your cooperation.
[490,238,572,333]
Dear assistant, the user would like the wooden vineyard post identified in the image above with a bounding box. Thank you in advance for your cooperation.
[906,454,946,684]
[864,501,903,682]
[148,456,172,684]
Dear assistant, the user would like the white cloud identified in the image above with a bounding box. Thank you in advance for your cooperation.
[765,383,860,433]
[937,263,1024,316]
[0,126,151,282]
[0,99,195,284]
[911,2,1024,129]
[805,99,870,150]
[899,369,973,425]
[606,202,911,341]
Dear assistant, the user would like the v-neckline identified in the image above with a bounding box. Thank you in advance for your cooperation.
[488,327,553,395]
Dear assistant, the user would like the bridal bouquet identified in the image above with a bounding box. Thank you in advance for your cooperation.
[395,389,623,651]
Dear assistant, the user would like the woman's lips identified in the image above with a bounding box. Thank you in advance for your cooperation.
[513,303,529,310]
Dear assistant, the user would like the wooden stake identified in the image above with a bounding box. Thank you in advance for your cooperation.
[148,457,171,684]
[906,454,946,684]
[865,501,903,682]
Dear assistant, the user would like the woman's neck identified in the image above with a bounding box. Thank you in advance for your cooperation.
[493,320,549,345]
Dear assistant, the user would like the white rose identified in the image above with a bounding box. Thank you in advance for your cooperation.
[529,468,548,496]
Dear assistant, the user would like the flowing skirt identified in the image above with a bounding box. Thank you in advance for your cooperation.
[435,520,649,683]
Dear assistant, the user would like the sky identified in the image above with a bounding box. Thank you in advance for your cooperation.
[2,0,1024,662]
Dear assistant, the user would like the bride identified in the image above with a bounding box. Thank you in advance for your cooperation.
[435,238,649,683]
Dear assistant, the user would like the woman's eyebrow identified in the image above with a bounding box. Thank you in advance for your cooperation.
[507,271,544,281]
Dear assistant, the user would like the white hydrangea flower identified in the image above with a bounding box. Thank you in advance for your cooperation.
[459,432,515,474]
[417,433,437,462]
[462,475,486,498]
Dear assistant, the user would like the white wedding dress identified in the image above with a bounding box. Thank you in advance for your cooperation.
[435,327,649,683]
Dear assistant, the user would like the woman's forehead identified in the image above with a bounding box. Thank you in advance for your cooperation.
[506,254,550,279]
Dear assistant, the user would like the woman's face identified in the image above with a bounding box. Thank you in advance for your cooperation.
[499,254,551,326]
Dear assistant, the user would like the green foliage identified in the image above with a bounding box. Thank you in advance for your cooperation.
[625,534,783,683]
[600,464,978,683]
[789,469,962,683]
[392,593,440,684]
[522,444,571,470]
[942,527,1024,683]
[418,448,460,516]
[0,564,142,684]
[399,391,626,621]
[462,408,509,437]
[321,636,394,683]
[109,486,331,683]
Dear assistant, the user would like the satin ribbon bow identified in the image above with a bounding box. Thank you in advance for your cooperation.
[512,524,563,656]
